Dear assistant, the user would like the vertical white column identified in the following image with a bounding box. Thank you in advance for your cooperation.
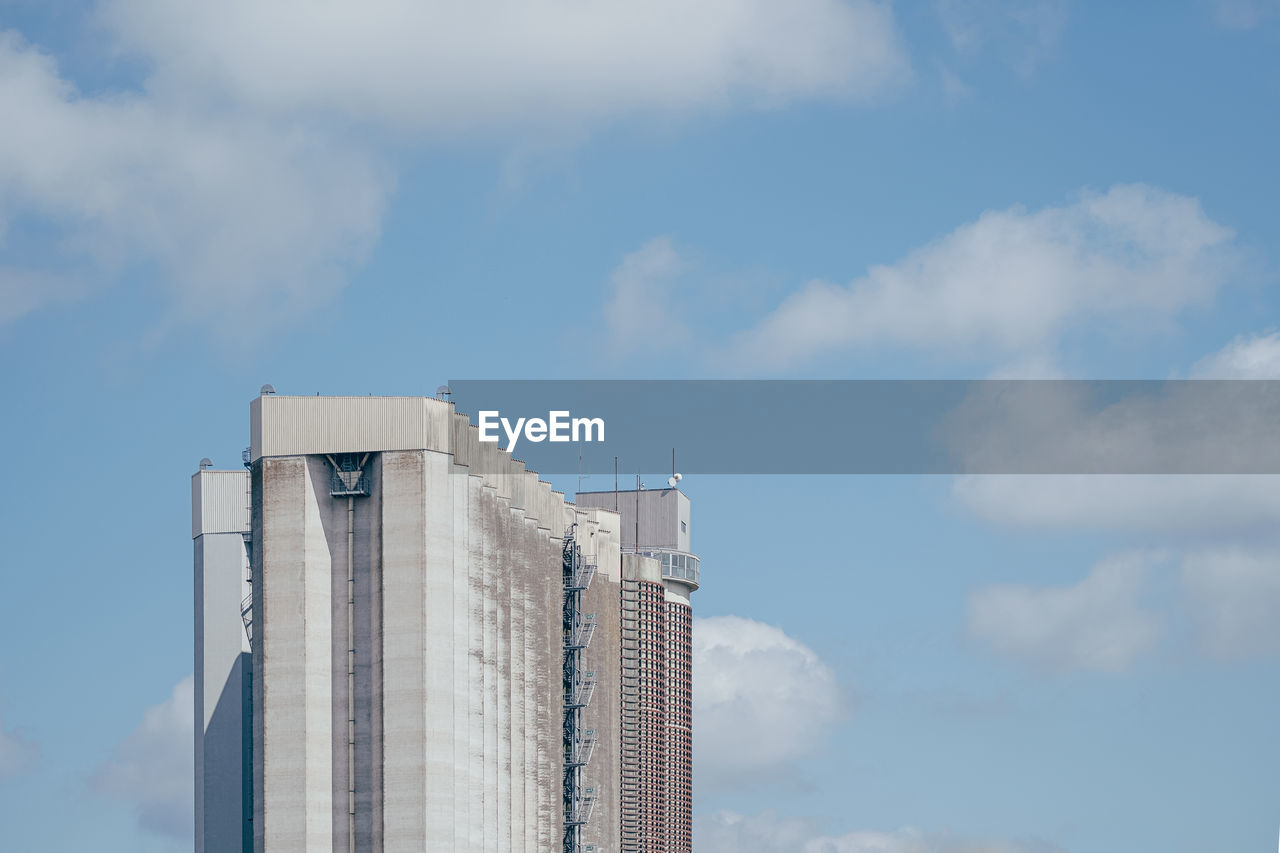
[380,451,428,849]
[452,471,475,851]
[193,469,251,853]
[508,514,528,852]
[301,463,334,850]
[467,483,488,850]
[482,490,500,850]
[494,507,513,853]
[423,451,456,849]
[536,533,560,852]
[258,457,333,852]
[522,530,540,853]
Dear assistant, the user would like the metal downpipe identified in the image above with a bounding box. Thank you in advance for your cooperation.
[347,494,356,853]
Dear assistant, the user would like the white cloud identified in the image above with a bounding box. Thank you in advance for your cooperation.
[936,0,1068,74]
[1212,0,1280,28]
[731,185,1236,368]
[1181,549,1280,659]
[984,353,1064,378]
[694,616,845,788]
[92,675,193,840]
[953,475,1280,536]
[938,65,975,103]
[0,710,37,780]
[2,1,909,335]
[967,553,1163,673]
[603,236,691,354]
[699,810,1065,853]
[0,266,85,325]
[102,0,909,134]
[1191,331,1280,378]
[947,333,1280,532]
[0,32,388,335]
[940,378,1279,476]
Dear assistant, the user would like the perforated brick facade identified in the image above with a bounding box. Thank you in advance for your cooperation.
[664,602,693,853]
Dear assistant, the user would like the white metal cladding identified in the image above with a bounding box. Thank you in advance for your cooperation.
[250,395,452,461]
[575,488,687,552]
[450,413,477,469]
[191,470,250,537]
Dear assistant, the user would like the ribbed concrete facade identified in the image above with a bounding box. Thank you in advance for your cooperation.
[249,397,578,852]
[195,395,698,853]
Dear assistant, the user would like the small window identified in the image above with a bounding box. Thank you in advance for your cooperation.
[680,520,687,533]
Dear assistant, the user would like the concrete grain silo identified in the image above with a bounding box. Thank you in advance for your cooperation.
[194,392,699,853]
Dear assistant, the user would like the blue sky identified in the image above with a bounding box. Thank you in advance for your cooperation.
[2,1,1280,851]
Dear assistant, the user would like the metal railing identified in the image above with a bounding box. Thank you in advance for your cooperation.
[565,729,597,767]
[241,594,253,646]
[565,788,597,826]
[329,466,371,497]
[638,550,700,586]
[562,529,596,853]
[565,614,596,650]
[565,559,597,591]
[565,672,597,708]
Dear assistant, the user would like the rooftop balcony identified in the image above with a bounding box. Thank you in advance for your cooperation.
[638,549,700,589]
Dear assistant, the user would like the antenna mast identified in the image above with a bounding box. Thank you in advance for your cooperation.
[635,474,640,554]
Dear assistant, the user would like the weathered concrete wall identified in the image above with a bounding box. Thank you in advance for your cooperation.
[380,450,428,848]
[248,397,579,852]
[451,469,476,850]
[466,477,487,850]
[293,455,385,851]
[422,451,457,850]
[254,457,334,852]
[579,507,623,853]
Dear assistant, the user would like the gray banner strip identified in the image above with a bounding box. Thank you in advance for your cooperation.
[446,380,1280,475]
